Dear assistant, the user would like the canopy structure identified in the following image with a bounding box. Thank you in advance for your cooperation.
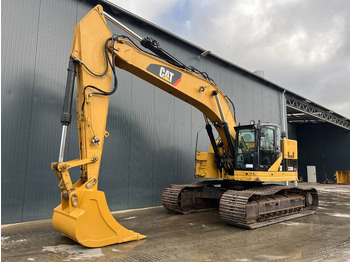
[286,95,350,130]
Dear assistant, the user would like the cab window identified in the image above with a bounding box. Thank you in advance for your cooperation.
[236,129,255,170]
[259,128,275,168]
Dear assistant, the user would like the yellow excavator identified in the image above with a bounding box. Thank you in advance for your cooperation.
[51,5,318,247]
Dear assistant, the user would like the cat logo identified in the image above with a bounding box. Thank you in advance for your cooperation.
[146,64,182,86]
[159,67,174,82]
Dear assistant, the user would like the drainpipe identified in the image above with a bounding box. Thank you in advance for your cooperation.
[281,90,288,138]
[281,90,294,186]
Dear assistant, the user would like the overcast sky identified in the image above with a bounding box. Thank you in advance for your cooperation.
[109,0,349,118]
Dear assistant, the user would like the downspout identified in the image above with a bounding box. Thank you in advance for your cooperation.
[281,90,288,138]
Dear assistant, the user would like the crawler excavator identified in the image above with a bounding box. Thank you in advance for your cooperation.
[51,5,318,247]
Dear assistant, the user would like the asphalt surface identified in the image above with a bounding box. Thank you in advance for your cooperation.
[2,183,350,261]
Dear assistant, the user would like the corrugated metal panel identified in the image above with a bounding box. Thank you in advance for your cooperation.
[101,69,133,211]
[1,0,41,223]
[262,87,282,125]
[243,78,255,121]
[2,0,284,224]
[20,0,79,222]
[253,83,263,122]
[230,73,244,124]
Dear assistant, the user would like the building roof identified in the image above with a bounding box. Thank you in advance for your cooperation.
[100,0,350,130]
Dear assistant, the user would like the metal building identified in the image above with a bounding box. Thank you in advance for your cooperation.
[2,0,349,224]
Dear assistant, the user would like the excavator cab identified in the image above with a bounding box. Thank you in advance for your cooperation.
[235,123,282,171]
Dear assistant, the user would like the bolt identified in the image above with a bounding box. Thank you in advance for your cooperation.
[62,192,69,200]
[91,136,100,145]
[86,183,91,188]
[61,164,68,170]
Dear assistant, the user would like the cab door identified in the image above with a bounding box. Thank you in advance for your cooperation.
[259,126,281,171]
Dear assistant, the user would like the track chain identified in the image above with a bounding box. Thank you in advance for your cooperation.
[161,183,208,214]
[161,184,185,213]
[219,185,318,229]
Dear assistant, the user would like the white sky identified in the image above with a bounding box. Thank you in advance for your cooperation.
[108,0,350,118]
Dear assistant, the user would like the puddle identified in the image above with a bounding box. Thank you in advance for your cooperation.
[2,237,27,246]
[123,216,136,220]
[281,222,307,226]
[255,254,287,260]
[325,213,350,218]
[1,236,10,243]
[318,188,350,194]
[319,201,337,204]
[42,244,104,261]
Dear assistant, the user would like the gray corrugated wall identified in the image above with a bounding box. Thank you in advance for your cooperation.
[1,0,282,224]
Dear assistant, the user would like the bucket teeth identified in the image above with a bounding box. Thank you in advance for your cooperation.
[53,189,146,247]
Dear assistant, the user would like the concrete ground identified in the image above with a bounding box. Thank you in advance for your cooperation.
[2,183,350,262]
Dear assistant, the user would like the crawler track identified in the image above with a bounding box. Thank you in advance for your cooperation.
[162,183,318,228]
[161,184,187,214]
[219,185,318,229]
[161,182,223,214]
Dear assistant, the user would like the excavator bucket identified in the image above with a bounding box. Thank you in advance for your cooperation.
[53,188,146,247]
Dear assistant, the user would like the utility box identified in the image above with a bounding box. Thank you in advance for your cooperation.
[335,171,350,184]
